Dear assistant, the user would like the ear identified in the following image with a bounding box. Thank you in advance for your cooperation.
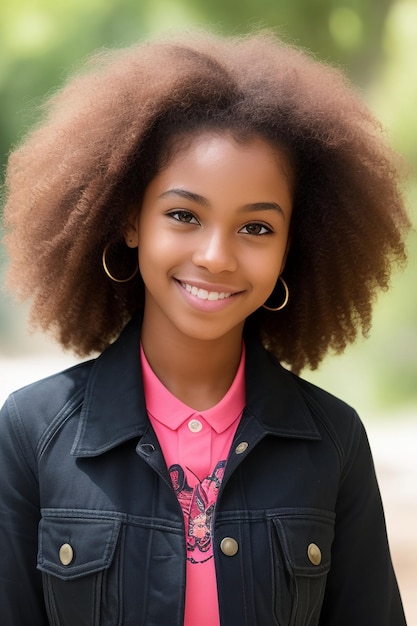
[124,209,139,248]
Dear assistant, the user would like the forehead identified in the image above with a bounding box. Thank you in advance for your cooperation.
[157,131,294,193]
[141,131,294,220]
[165,129,293,175]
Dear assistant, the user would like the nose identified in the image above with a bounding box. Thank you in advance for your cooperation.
[192,230,237,273]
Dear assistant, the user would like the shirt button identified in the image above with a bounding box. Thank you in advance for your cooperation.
[220,537,239,557]
[59,543,74,566]
[188,419,203,433]
[307,543,322,565]
[235,441,248,454]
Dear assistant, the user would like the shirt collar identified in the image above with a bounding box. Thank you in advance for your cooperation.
[71,316,320,458]
[140,343,246,434]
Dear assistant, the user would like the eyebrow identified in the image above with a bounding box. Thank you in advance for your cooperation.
[158,188,209,206]
[158,188,285,217]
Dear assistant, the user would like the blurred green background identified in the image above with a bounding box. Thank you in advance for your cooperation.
[0,0,416,417]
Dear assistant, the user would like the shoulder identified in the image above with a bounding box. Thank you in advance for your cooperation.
[251,343,366,462]
[247,340,365,452]
[0,359,94,446]
[287,369,367,466]
[291,372,357,423]
[248,340,361,425]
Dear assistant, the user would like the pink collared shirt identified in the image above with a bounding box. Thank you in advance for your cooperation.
[140,345,246,626]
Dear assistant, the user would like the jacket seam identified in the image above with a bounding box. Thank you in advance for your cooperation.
[36,390,85,461]
[215,508,336,523]
[40,508,184,533]
[337,412,363,489]
[294,382,359,478]
[6,394,40,483]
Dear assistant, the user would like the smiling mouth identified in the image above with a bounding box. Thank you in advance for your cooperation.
[180,282,235,301]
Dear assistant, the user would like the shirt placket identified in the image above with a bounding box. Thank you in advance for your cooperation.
[178,415,212,484]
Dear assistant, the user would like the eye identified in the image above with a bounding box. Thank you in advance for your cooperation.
[167,210,200,225]
[239,223,272,236]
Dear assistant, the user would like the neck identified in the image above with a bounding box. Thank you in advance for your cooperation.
[140,314,244,411]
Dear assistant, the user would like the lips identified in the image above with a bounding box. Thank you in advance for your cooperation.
[180,282,234,301]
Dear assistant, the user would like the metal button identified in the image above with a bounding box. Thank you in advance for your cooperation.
[188,419,203,433]
[235,442,248,455]
[307,543,322,566]
[220,537,239,557]
[59,543,74,566]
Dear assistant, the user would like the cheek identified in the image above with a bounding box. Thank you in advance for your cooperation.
[138,241,161,282]
[246,245,285,287]
[137,228,184,286]
[137,215,166,262]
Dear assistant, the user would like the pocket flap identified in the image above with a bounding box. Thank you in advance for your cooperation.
[38,515,121,580]
[273,512,334,576]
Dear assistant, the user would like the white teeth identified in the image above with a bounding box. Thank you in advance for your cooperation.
[181,282,233,301]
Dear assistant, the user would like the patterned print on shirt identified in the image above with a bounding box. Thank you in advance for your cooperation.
[169,460,226,564]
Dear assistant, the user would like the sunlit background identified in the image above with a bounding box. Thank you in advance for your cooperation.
[1,0,416,622]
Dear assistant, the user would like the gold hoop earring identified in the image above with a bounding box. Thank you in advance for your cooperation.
[102,243,139,283]
[262,276,289,311]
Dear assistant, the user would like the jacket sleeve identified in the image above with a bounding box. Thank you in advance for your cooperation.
[319,414,407,625]
[0,395,48,625]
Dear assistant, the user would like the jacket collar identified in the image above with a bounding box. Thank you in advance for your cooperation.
[72,317,320,457]
[244,338,320,440]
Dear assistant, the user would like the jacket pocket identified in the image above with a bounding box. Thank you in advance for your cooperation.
[37,514,122,626]
[271,512,334,626]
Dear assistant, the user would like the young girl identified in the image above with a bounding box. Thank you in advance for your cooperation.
[0,31,410,625]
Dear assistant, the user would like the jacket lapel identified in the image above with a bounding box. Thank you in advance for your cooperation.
[244,338,321,440]
[72,318,320,458]
[71,317,148,457]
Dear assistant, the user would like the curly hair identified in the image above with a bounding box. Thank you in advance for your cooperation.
[2,30,410,372]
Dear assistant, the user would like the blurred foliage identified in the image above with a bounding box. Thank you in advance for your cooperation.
[0,0,407,180]
[307,1,417,414]
[0,0,416,412]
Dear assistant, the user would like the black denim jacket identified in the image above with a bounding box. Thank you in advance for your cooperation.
[0,318,406,625]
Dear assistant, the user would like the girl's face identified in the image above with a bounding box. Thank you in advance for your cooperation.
[126,132,293,345]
